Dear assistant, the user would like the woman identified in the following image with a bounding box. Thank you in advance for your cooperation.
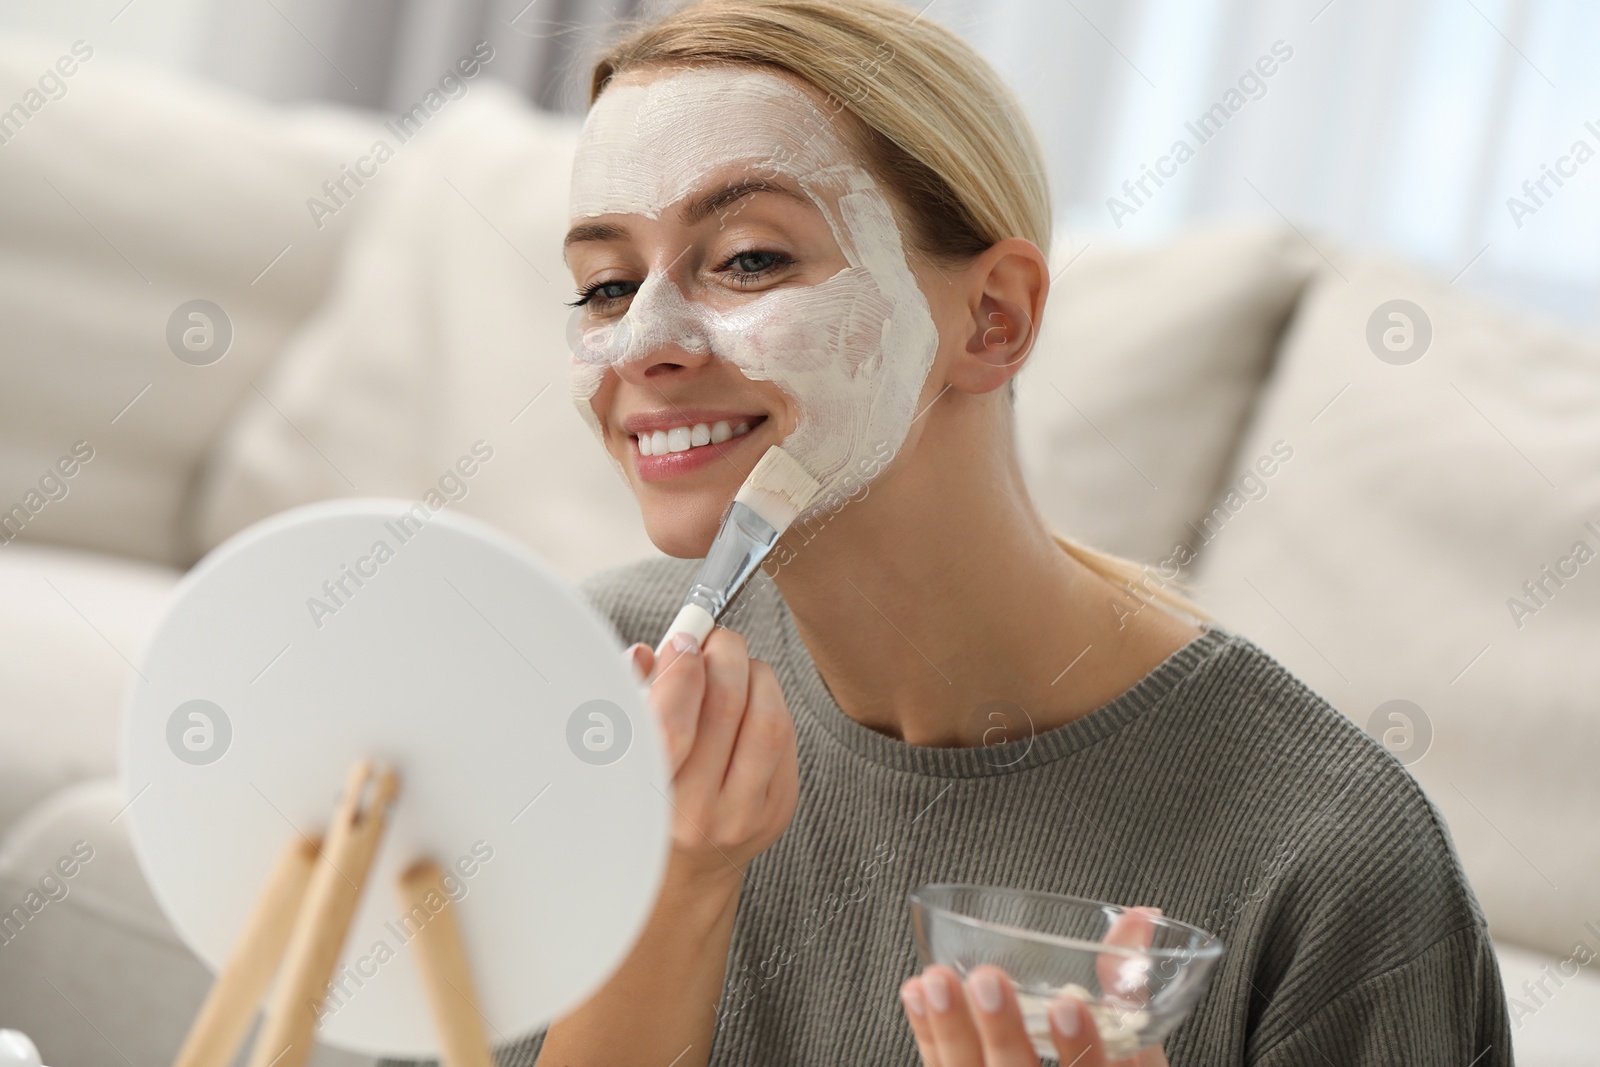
[496,1,1509,1064]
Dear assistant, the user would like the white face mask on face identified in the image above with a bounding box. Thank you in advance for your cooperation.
[566,66,940,515]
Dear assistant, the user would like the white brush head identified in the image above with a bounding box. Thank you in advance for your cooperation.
[733,445,822,533]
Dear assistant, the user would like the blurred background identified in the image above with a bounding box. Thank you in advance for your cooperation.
[3,0,1598,327]
[0,1,1596,1065]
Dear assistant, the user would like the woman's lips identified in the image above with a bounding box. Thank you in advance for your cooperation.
[630,415,767,483]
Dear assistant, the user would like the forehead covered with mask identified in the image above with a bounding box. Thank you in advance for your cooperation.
[566,65,940,516]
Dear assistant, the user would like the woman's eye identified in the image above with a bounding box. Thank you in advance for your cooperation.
[567,250,791,309]
[568,279,638,309]
[719,249,792,284]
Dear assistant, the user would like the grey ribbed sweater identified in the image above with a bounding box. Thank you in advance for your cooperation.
[384,555,1512,1066]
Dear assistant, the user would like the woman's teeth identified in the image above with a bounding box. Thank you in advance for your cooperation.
[636,419,752,456]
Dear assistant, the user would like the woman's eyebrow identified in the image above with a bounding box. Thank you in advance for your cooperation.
[564,221,629,249]
[680,178,811,226]
[562,179,810,249]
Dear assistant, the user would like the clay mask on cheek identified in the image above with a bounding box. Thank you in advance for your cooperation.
[566,67,940,516]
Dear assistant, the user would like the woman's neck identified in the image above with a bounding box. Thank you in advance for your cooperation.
[770,398,1200,748]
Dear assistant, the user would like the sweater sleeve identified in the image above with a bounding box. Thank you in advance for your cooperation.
[1251,923,1512,1066]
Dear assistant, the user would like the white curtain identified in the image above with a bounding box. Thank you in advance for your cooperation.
[186,0,652,114]
[929,0,1598,330]
[5,0,1594,329]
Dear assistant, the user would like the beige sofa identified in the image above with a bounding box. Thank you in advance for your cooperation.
[2,37,1597,1066]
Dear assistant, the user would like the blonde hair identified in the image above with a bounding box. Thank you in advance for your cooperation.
[590,0,1205,621]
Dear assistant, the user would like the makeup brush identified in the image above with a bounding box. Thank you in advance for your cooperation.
[657,445,822,654]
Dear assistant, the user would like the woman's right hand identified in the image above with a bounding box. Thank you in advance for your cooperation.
[539,631,797,1067]
[626,627,800,882]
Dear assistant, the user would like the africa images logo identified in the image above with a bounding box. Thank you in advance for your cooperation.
[566,699,632,766]
[167,699,232,765]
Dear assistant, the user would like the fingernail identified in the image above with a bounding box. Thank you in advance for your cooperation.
[901,982,925,1017]
[923,970,950,1013]
[624,643,648,679]
[969,971,1002,1013]
[1050,995,1080,1037]
[671,631,699,655]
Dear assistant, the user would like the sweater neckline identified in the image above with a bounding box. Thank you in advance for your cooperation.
[769,590,1232,779]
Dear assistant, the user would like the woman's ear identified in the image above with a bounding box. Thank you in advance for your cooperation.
[948,237,1049,396]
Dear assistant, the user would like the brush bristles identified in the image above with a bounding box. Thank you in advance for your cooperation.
[734,446,822,533]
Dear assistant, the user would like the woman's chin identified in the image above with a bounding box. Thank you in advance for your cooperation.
[641,498,729,559]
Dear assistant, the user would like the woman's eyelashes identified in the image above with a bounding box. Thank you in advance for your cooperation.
[567,278,638,308]
[719,248,793,285]
[567,248,796,310]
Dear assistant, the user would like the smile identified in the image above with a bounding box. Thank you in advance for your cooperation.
[636,419,754,455]
[624,412,768,482]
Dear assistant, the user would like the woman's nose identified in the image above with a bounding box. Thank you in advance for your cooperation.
[607,272,716,381]
[614,337,714,384]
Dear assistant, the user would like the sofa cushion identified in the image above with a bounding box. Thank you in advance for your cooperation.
[188,82,657,584]
[0,780,208,1067]
[1014,225,1317,564]
[0,35,380,568]
[1495,941,1600,1066]
[0,779,371,1067]
[0,544,178,837]
[1191,256,1600,959]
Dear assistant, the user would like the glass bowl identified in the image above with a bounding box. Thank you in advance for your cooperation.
[908,884,1223,1059]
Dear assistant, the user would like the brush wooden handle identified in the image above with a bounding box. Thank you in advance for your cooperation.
[396,860,494,1067]
[246,760,400,1067]
[172,835,320,1067]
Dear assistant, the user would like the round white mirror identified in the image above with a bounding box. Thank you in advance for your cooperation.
[121,500,670,1057]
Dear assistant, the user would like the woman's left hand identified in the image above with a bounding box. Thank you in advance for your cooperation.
[899,965,1170,1067]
